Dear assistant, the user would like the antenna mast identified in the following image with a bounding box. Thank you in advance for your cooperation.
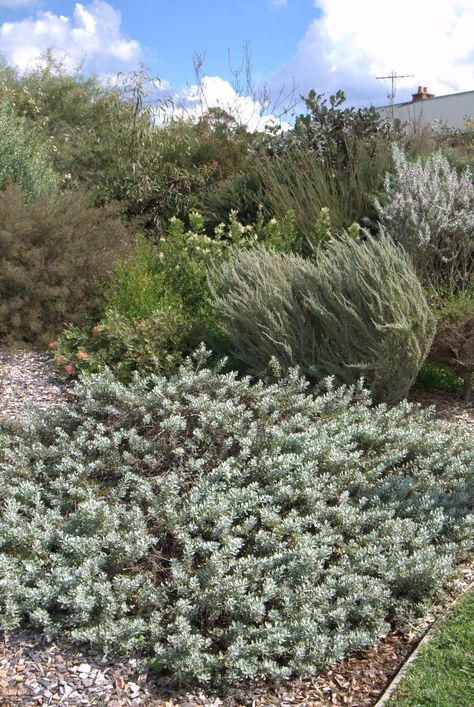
[376,70,414,121]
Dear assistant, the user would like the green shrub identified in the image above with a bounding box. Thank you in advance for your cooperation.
[211,234,435,403]
[105,210,300,325]
[0,354,473,686]
[415,362,462,394]
[429,294,474,401]
[52,211,302,381]
[0,103,58,200]
[0,185,131,347]
[252,90,393,238]
[107,214,246,322]
[199,168,265,230]
[51,308,189,382]
[104,234,174,321]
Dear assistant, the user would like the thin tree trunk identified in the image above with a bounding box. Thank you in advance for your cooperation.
[462,374,472,403]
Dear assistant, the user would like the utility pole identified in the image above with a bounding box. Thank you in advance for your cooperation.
[376,70,414,122]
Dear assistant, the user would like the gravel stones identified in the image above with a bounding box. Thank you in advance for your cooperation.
[0,350,72,420]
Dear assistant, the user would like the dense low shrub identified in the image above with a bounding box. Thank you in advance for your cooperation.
[211,234,435,403]
[375,146,474,294]
[0,186,131,347]
[51,308,189,382]
[0,353,473,687]
[414,362,462,395]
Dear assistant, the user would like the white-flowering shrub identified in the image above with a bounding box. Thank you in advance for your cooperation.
[375,146,474,292]
[0,350,473,686]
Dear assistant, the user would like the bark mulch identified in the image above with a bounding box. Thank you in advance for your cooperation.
[0,351,473,706]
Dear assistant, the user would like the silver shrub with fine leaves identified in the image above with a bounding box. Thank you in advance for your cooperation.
[0,350,472,686]
[211,235,435,403]
[375,145,474,292]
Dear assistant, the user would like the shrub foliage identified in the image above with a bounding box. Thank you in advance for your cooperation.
[429,296,474,401]
[0,103,58,201]
[0,186,131,347]
[0,354,473,686]
[52,309,189,382]
[211,234,435,403]
[375,146,474,293]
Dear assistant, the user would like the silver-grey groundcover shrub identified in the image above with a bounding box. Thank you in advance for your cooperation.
[0,350,473,686]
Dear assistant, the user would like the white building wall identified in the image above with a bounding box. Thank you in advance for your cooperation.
[377,90,474,130]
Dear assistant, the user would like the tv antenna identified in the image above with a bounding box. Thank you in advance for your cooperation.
[376,70,414,120]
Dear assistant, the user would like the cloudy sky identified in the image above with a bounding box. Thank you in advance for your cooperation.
[0,0,473,125]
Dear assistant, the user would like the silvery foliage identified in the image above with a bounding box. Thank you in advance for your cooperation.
[0,349,473,685]
[375,145,474,292]
[211,235,435,404]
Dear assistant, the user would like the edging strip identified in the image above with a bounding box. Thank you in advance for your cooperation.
[374,578,474,707]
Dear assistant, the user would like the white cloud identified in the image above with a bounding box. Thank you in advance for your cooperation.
[269,0,474,106]
[0,1,142,74]
[172,75,291,132]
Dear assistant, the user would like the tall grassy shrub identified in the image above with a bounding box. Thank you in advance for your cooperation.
[254,139,389,238]
[211,234,435,403]
[0,356,472,686]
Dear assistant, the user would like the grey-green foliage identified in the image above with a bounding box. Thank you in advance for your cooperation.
[0,350,473,686]
[0,103,59,200]
[375,146,474,293]
[211,234,435,403]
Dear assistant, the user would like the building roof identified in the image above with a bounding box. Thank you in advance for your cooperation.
[377,88,474,110]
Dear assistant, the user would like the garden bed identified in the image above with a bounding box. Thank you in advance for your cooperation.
[0,351,473,706]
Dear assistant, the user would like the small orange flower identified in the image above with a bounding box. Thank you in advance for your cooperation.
[76,350,89,361]
[55,355,66,365]
[49,340,59,350]
[63,364,74,375]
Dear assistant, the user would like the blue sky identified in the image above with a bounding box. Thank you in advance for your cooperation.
[1,1,473,126]
[0,1,318,86]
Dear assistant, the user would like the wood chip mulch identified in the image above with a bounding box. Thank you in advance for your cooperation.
[0,351,473,706]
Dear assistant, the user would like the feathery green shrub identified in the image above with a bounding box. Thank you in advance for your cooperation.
[211,234,435,403]
[0,185,131,347]
[0,353,473,686]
